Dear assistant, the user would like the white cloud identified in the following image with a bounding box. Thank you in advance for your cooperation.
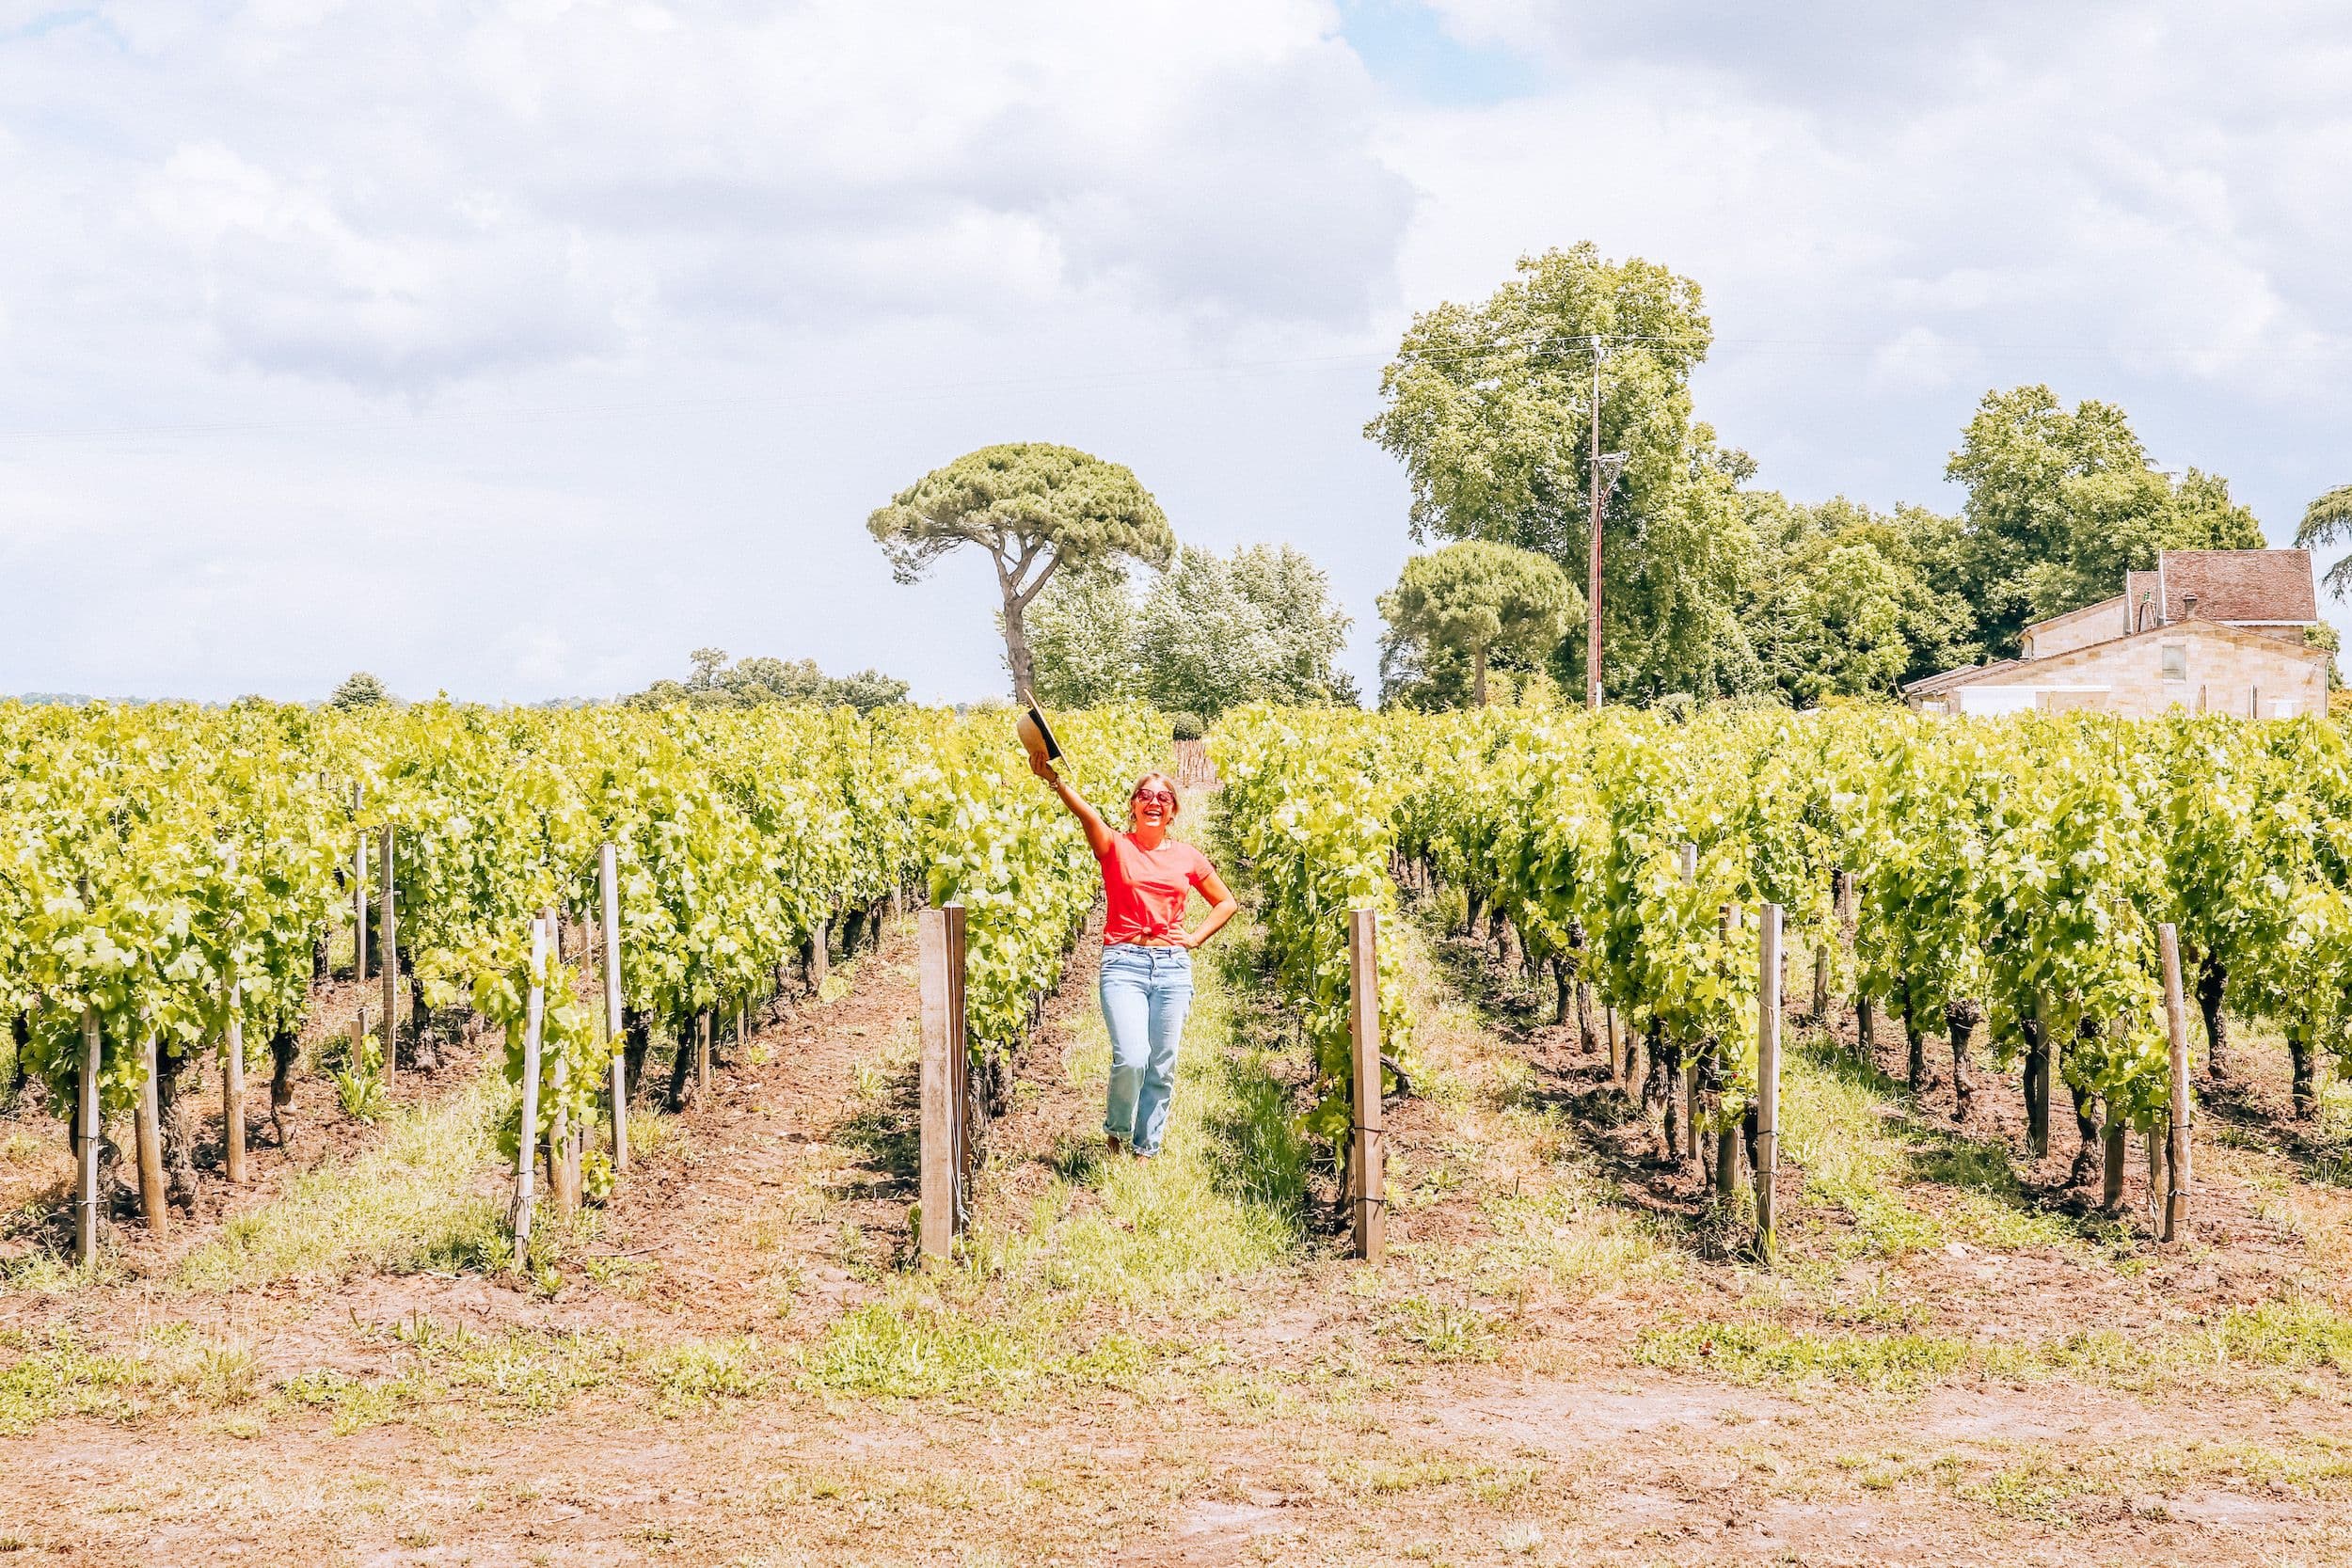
[24,0,1411,399]
[133,143,636,388]
[6,1,2352,701]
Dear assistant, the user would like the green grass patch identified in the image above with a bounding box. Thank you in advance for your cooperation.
[1633,1291,2352,1391]
[0,1308,781,1438]
[1005,925,1310,1314]
[1782,1042,2081,1258]
[176,1069,516,1290]
[2208,1295,2352,1370]
[1471,1154,1682,1298]
[803,1292,1154,1399]
[1955,1455,2099,1524]
[1385,901,1682,1302]
[1634,1317,1975,1390]
[804,903,1309,1399]
[1378,1295,1506,1363]
[282,1318,771,1433]
[0,1323,259,1433]
[648,1335,771,1408]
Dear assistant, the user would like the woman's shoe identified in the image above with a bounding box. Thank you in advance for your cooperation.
[1106,1135,1124,1159]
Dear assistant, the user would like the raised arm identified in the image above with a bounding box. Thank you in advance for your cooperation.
[1030,754,1117,859]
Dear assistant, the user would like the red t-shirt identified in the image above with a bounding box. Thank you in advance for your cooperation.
[1097,832,1216,946]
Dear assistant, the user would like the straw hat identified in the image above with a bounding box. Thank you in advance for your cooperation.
[1014,691,1061,768]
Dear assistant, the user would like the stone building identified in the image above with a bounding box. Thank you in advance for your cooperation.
[1903,549,2331,718]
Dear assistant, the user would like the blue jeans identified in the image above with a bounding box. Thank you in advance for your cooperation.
[1099,944,1194,1157]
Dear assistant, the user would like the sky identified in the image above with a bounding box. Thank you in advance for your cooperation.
[4,0,2350,704]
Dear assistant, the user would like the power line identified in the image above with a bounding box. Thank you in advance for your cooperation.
[0,332,2345,445]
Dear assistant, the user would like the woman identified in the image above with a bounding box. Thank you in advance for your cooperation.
[1031,759,1238,1160]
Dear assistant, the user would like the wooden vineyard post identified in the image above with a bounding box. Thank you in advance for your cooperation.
[223,981,246,1184]
[1811,871,1838,1020]
[352,1006,368,1081]
[352,784,368,981]
[1710,904,1740,1196]
[1673,846,1696,1166]
[380,825,398,1089]
[949,905,971,1229]
[2160,923,2193,1243]
[1683,1057,1702,1170]
[134,1032,167,1239]
[512,917,548,1258]
[549,1053,574,1218]
[2024,994,2052,1160]
[546,908,577,1220]
[1756,902,1784,1262]
[600,843,627,1175]
[76,1008,101,1265]
[696,1011,712,1100]
[565,1101,583,1204]
[2102,1116,2126,1212]
[1349,909,1386,1263]
[917,905,967,1261]
[222,845,246,1186]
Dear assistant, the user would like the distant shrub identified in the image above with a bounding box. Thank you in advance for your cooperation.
[330,672,392,710]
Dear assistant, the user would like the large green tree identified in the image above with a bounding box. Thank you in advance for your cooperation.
[1745,496,1979,703]
[1378,541,1581,707]
[1364,243,1758,701]
[1025,565,1143,708]
[1946,386,2263,657]
[868,443,1174,698]
[2296,483,2352,597]
[1025,544,1356,717]
[1137,545,1357,718]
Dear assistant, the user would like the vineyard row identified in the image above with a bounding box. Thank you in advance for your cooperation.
[0,700,1168,1262]
[1211,704,2352,1228]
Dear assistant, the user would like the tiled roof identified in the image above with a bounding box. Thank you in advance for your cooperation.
[2159,549,2317,625]
[1901,657,2018,695]
[2124,571,2163,630]
[2024,594,2124,636]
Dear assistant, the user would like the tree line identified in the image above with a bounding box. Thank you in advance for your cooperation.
[1365,244,2308,709]
[786,243,2347,719]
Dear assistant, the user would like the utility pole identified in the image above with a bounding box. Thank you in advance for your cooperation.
[1581,347,1626,710]
[1586,339,1604,709]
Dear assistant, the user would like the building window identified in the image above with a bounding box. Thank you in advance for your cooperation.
[2161,643,2187,680]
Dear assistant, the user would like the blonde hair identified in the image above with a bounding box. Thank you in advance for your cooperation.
[1129,772,1181,819]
